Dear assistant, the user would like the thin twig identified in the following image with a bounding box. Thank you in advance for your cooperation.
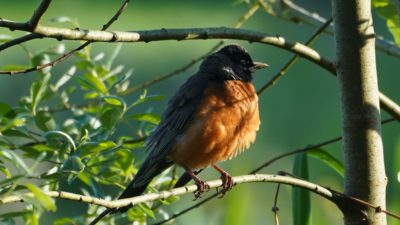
[272,184,281,225]
[379,92,400,121]
[151,193,219,225]
[0,33,42,52]
[28,0,52,29]
[257,17,333,95]
[121,2,261,96]
[344,195,400,220]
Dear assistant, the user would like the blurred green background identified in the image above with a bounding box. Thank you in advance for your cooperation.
[0,0,399,224]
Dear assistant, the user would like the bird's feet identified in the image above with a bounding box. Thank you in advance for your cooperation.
[193,179,210,199]
[213,165,234,198]
[184,168,210,200]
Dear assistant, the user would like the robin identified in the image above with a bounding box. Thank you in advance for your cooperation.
[89,44,267,224]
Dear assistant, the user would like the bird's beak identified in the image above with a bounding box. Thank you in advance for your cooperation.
[250,62,268,72]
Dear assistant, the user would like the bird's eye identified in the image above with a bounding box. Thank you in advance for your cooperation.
[240,59,248,66]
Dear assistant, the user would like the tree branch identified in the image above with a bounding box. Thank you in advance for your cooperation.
[2,173,398,223]
[257,17,333,95]
[0,174,334,208]
[379,92,400,121]
[0,26,336,74]
[333,0,387,224]
[0,33,42,52]
[259,0,400,58]
[28,0,52,29]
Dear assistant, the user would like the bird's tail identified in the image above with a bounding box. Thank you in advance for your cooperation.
[89,157,172,224]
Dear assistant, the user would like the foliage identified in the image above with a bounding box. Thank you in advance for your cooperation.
[372,0,400,45]
[0,42,176,224]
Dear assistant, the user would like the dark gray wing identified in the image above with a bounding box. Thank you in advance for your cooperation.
[145,73,209,160]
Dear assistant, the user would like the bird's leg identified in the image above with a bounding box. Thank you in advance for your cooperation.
[184,168,210,199]
[212,165,234,197]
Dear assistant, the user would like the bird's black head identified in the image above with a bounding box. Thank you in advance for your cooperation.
[199,44,268,82]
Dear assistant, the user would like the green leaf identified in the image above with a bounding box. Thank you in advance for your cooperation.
[0,117,26,132]
[129,89,164,108]
[129,113,160,125]
[35,111,56,131]
[93,52,105,61]
[30,74,50,115]
[49,16,73,24]
[0,150,30,174]
[0,34,12,42]
[24,183,56,211]
[116,149,134,177]
[292,152,311,225]
[0,165,11,178]
[138,203,155,219]
[100,108,123,130]
[31,53,51,74]
[62,155,85,174]
[372,0,389,8]
[53,217,78,225]
[307,148,344,177]
[373,0,400,45]
[53,66,76,91]
[44,44,65,55]
[120,136,146,149]
[106,43,123,69]
[43,130,76,150]
[0,210,31,220]
[20,144,54,159]
[232,0,250,6]
[0,64,31,71]
[78,141,117,157]
[83,72,109,95]
[0,174,24,187]
[2,128,30,138]
[387,17,400,45]
[0,102,12,116]
[103,96,126,110]
[25,209,39,225]
[127,207,146,223]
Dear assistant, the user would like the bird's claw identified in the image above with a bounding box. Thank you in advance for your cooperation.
[193,180,210,200]
[218,172,234,198]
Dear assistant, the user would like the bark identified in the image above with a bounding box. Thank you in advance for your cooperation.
[332,1,387,225]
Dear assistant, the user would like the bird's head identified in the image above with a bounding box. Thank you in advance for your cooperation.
[200,44,268,82]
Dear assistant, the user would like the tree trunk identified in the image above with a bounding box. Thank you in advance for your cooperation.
[332,1,387,225]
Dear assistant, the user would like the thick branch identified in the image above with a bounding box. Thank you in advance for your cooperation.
[0,25,336,74]
[0,174,334,209]
[333,0,387,224]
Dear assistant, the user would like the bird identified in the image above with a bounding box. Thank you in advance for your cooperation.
[89,44,267,224]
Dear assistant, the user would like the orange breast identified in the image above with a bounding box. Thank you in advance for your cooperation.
[169,80,260,170]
